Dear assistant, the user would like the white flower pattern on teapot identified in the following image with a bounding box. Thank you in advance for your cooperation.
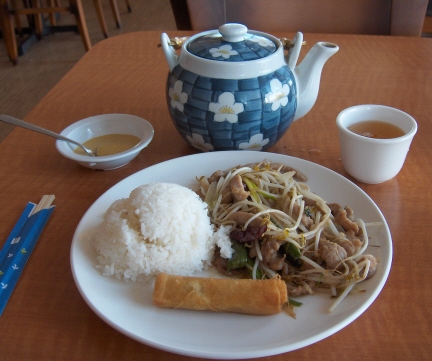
[238,133,270,151]
[209,45,238,59]
[169,80,188,112]
[248,36,275,48]
[186,133,214,152]
[209,92,244,123]
[265,79,291,111]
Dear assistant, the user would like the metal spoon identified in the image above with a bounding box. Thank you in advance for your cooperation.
[0,115,97,157]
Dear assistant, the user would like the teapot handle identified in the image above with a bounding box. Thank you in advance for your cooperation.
[286,32,303,70]
[161,33,180,72]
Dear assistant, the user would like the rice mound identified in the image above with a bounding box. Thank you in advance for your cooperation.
[92,182,232,282]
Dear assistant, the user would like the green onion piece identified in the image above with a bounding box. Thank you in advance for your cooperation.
[256,189,277,201]
[316,273,323,288]
[242,177,260,203]
[227,241,248,271]
[288,298,303,307]
[204,181,218,209]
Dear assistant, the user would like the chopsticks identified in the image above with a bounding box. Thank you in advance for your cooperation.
[0,195,55,316]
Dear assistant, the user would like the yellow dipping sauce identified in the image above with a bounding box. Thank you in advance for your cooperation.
[73,134,141,156]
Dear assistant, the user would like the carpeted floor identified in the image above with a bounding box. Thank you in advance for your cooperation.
[0,0,177,142]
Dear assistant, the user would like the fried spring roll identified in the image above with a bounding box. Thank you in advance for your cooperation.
[153,273,288,315]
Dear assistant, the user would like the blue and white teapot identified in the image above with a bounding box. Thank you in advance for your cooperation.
[161,23,338,151]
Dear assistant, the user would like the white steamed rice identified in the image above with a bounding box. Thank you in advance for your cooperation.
[92,182,233,282]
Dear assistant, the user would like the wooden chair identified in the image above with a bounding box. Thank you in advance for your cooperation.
[93,0,132,38]
[0,0,91,65]
[170,0,428,36]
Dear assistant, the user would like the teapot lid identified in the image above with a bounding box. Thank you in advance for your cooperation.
[187,23,277,62]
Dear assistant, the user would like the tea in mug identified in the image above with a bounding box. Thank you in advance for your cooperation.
[348,120,405,139]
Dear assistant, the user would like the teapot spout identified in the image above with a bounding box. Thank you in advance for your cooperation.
[294,42,339,121]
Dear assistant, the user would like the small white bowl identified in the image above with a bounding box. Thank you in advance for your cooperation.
[56,114,154,170]
[336,105,417,184]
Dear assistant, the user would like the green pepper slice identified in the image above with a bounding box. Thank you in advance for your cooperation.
[246,257,265,279]
[226,240,248,271]
[284,242,301,259]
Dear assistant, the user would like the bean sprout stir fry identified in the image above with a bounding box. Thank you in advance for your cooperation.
[197,162,380,313]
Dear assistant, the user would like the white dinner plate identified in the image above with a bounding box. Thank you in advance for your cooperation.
[71,151,392,359]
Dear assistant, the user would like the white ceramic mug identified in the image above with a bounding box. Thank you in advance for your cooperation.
[336,104,417,184]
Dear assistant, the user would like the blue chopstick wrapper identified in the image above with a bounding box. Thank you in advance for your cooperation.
[0,202,55,316]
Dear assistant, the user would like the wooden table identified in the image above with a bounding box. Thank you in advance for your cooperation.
[1,31,431,360]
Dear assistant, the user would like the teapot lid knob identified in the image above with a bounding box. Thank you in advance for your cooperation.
[219,23,248,42]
